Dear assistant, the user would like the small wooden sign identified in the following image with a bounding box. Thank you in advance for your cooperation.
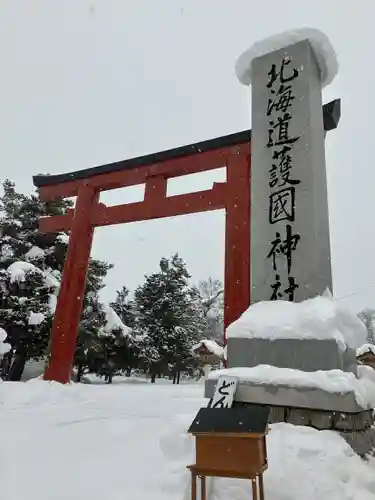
[187,406,270,500]
[208,375,238,408]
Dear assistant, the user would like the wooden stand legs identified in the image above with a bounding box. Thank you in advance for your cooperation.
[191,471,196,500]
[190,471,264,500]
[200,475,206,500]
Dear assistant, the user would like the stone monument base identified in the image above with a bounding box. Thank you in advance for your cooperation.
[238,402,375,458]
[204,379,375,457]
[204,377,364,413]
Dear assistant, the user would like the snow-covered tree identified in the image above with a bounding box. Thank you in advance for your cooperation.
[110,286,136,328]
[358,309,375,344]
[0,179,113,380]
[0,180,70,379]
[134,254,207,383]
[75,302,137,383]
[73,259,113,381]
[194,277,224,344]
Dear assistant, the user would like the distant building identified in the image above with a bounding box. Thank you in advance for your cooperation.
[192,339,224,367]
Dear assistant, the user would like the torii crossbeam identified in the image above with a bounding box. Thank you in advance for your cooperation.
[34,99,340,383]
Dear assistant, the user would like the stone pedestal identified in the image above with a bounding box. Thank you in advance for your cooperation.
[228,338,358,374]
[204,379,375,457]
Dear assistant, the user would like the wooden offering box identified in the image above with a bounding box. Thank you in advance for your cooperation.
[187,406,269,500]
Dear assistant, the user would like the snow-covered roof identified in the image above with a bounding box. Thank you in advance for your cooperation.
[192,339,224,357]
[226,295,366,350]
[356,344,375,358]
[235,28,338,88]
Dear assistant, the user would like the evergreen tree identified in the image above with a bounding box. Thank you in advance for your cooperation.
[0,180,71,379]
[109,286,139,376]
[0,179,113,380]
[73,260,113,381]
[77,303,137,383]
[110,286,136,328]
[134,254,206,383]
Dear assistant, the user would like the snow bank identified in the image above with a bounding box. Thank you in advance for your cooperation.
[208,364,375,409]
[235,27,338,87]
[0,380,375,499]
[192,339,224,357]
[357,344,375,357]
[161,414,375,500]
[227,296,366,350]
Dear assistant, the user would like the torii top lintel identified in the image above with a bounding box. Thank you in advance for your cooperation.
[33,99,340,202]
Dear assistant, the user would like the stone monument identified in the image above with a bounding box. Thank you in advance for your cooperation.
[205,28,375,456]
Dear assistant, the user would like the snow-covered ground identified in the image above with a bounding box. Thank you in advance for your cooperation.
[1,379,375,500]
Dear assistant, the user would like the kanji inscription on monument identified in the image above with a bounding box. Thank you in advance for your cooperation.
[248,39,332,303]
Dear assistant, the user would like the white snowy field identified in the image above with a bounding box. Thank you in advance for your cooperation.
[1,378,375,500]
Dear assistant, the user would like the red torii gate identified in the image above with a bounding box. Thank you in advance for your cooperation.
[34,99,340,384]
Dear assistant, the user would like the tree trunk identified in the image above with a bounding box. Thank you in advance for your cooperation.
[106,373,113,384]
[126,367,132,377]
[1,351,13,380]
[7,350,27,381]
[76,363,84,382]
[176,370,181,385]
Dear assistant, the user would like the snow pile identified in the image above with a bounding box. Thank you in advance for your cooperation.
[161,415,375,500]
[208,364,375,409]
[192,339,224,357]
[223,344,227,361]
[25,245,45,260]
[357,344,375,357]
[101,303,131,337]
[0,327,11,356]
[56,232,69,244]
[0,380,374,499]
[8,261,36,283]
[28,311,46,326]
[43,268,60,289]
[7,260,60,289]
[235,27,338,87]
[227,295,366,350]
[48,293,57,313]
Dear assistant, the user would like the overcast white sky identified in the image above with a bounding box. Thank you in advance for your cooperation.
[0,1,373,311]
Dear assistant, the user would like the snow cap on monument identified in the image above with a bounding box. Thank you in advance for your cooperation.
[226,295,367,350]
[235,28,338,88]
